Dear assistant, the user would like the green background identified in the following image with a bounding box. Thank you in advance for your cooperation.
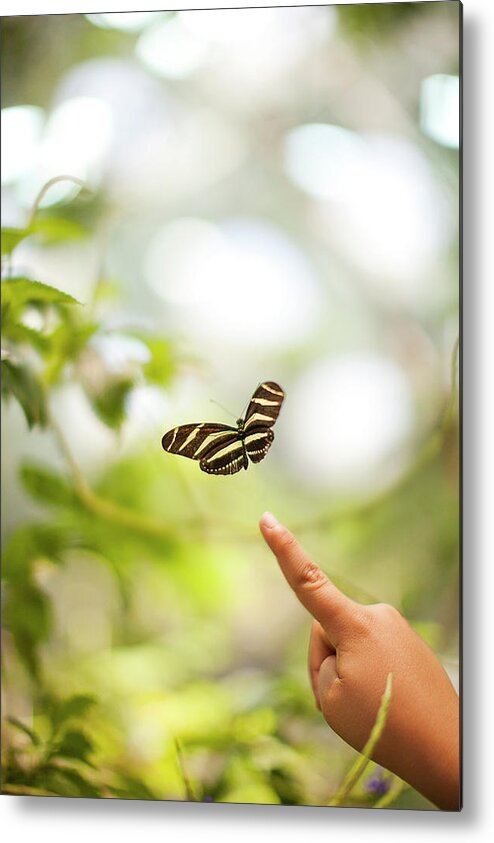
[1,3,459,808]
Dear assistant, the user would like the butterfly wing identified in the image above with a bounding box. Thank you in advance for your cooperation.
[243,382,285,432]
[161,423,236,461]
[243,382,284,466]
[244,428,274,463]
[199,434,248,475]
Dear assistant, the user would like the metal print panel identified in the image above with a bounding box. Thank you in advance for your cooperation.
[1,2,461,811]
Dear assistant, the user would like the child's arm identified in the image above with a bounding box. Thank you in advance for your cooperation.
[259,512,460,811]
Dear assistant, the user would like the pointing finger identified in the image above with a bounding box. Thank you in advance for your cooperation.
[259,512,360,642]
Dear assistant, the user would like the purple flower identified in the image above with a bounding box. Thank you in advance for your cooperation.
[365,768,392,796]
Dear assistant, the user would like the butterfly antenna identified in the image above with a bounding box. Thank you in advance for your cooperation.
[209,399,237,420]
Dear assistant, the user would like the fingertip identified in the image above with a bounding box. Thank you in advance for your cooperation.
[260,511,279,532]
[262,521,354,640]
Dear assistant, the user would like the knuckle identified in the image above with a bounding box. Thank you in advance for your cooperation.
[296,560,327,592]
[353,607,373,633]
[381,602,402,618]
[344,606,372,638]
[370,602,403,624]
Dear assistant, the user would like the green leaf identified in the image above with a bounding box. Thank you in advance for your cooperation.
[51,695,97,729]
[7,716,41,746]
[39,765,101,798]
[1,359,47,428]
[51,730,95,766]
[2,522,67,581]
[1,227,29,257]
[2,321,51,354]
[2,758,36,788]
[2,524,65,677]
[3,320,96,369]
[20,462,75,507]
[87,376,134,429]
[141,337,175,386]
[1,218,85,258]
[2,277,80,314]
[30,216,87,245]
[3,580,52,678]
[43,320,98,384]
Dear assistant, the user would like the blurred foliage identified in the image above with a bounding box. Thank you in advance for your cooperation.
[1,15,132,109]
[0,176,457,808]
[1,3,459,810]
[338,1,432,40]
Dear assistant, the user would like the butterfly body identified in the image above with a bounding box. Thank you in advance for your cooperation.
[161,381,284,475]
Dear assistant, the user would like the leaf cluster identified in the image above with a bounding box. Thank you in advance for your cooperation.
[3,694,102,798]
[2,194,176,431]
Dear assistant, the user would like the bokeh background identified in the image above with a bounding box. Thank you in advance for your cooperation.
[1,3,460,808]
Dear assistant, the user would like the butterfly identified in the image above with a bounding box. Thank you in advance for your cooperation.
[161,381,285,475]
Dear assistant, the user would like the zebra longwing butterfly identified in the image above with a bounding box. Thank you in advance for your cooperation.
[161,381,285,476]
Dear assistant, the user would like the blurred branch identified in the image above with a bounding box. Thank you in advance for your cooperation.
[329,673,393,807]
[47,404,217,543]
[48,409,174,540]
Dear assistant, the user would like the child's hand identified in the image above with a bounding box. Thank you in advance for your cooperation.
[259,512,460,811]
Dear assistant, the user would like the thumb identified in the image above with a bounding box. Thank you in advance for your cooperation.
[259,512,360,643]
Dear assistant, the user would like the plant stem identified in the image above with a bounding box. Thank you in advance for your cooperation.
[27,175,90,228]
[48,409,173,540]
[329,673,393,807]
[174,738,197,801]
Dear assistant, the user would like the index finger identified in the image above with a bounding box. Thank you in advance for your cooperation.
[259,512,359,642]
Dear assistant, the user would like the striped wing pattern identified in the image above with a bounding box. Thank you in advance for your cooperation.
[244,428,274,463]
[162,423,236,459]
[161,381,284,476]
[200,438,248,475]
[244,382,285,433]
